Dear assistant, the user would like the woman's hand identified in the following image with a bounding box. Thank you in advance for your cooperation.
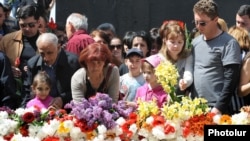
[126,101,137,107]
[179,79,188,91]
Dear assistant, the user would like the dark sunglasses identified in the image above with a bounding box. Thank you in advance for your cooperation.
[194,21,207,26]
[110,44,122,49]
[19,22,37,28]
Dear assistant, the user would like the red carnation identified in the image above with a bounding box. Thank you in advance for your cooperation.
[43,136,60,141]
[22,112,35,123]
[19,125,29,136]
[47,17,57,30]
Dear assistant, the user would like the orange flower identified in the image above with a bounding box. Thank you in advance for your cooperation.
[219,115,232,125]
[183,113,215,137]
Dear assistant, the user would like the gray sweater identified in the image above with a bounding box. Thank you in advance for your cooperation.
[71,64,120,103]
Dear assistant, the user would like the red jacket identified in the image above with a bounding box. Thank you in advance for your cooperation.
[65,30,94,56]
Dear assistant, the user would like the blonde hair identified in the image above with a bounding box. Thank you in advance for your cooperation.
[159,21,189,62]
[228,25,250,52]
[32,71,52,88]
[141,61,155,73]
[217,18,228,32]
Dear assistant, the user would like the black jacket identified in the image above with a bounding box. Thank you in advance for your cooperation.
[23,49,80,107]
[0,51,18,109]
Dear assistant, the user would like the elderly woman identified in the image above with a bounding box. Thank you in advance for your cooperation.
[71,42,120,102]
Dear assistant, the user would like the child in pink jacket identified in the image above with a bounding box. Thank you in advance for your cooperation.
[135,54,168,107]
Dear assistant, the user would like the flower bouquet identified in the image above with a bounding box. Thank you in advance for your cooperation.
[154,61,181,103]
[64,93,136,140]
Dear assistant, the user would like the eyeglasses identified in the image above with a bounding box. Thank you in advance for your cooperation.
[194,21,207,26]
[19,22,37,28]
[110,44,122,50]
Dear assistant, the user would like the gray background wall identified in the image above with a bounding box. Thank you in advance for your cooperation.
[56,0,250,38]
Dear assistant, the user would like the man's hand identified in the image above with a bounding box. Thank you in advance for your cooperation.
[12,66,22,78]
[211,107,221,115]
[50,97,63,109]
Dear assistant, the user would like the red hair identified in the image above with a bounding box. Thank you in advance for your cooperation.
[79,42,112,68]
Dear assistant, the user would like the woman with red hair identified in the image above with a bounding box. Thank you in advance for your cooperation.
[71,42,120,102]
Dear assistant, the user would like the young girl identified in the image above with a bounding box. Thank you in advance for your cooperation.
[135,55,168,107]
[26,71,54,109]
[158,20,193,96]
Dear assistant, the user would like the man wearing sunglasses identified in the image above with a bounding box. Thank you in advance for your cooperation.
[0,4,41,108]
[191,0,241,115]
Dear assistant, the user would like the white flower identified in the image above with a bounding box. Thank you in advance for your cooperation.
[129,123,138,134]
[28,125,42,137]
[14,108,25,116]
[63,120,74,129]
[231,112,249,124]
[10,133,41,141]
[0,111,9,119]
[70,127,85,140]
[41,119,59,136]
[138,128,151,138]
[145,116,154,124]
[152,125,169,140]
[0,119,18,136]
[97,125,107,134]
[213,114,221,124]
[116,117,126,125]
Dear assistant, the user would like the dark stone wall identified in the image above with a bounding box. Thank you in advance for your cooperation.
[56,0,250,38]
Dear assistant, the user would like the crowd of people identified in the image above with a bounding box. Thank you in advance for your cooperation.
[0,0,250,116]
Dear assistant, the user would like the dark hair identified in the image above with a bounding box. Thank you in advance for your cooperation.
[90,29,110,45]
[149,27,162,50]
[132,30,152,57]
[97,23,116,34]
[79,43,112,68]
[237,5,250,17]
[2,4,10,12]
[16,4,40,20]
[123,31,136,50]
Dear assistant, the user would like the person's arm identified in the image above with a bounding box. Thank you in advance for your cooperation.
[0,52,17,109]
[179,54,193,91]
[238,58,250,96]
[107,66,120,102]
[183,54,193,87]
[71,68,87,103]
[213,64,240,114]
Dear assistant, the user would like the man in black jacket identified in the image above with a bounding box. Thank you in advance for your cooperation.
[0,51,18,109]
[24,33,80,109]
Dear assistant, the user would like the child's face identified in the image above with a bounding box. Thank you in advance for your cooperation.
[125,55,142,76]
[32,82,51,100]
[165,35,184,56]
[142,67,157,84]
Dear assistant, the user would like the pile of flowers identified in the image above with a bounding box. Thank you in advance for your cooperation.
[0,97,250,141]
[1,58,250,140]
